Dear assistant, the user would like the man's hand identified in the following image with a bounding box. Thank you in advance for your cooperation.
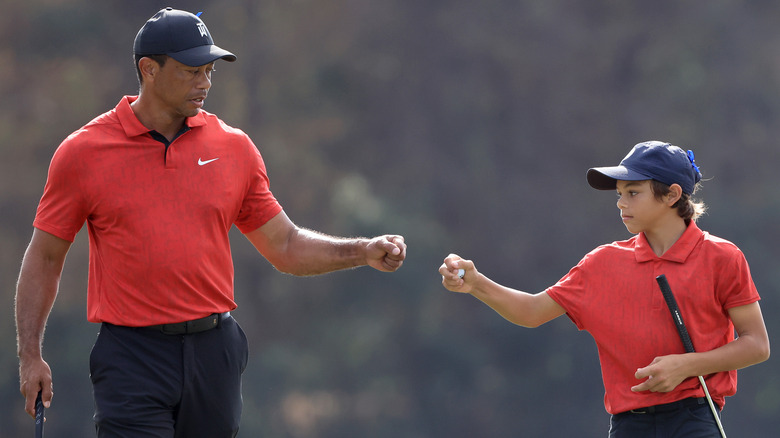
[365,235,406,272]
[19,356,52,419]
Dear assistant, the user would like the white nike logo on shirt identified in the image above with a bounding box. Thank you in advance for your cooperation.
[198,157,219,166]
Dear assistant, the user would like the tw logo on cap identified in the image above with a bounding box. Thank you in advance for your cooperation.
[197,23,208,38]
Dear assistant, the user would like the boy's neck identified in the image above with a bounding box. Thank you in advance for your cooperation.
[643,217,688,257]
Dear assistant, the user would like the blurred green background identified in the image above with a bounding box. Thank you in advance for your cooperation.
[2,0,779,436]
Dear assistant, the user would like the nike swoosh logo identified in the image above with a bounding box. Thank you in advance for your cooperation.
[198,157,219,166]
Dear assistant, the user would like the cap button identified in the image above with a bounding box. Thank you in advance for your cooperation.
[165,7,172,10]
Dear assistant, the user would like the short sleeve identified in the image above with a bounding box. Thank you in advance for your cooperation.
[33,136,90,242]
[233,140,283,233]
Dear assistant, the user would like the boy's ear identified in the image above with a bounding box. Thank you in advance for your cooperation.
[667,184,683,205]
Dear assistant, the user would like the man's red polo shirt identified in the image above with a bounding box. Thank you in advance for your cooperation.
[34,96,283,326]
[546,222,760,414]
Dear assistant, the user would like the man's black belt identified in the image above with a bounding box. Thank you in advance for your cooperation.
[624,397,709,415]
[145,312,231,335]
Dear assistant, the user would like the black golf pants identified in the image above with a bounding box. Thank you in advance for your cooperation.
[609,399,723,438]
[90,316,249,438]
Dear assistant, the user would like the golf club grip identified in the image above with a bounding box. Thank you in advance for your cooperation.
[35,391,44,438]
[656,275,696,353]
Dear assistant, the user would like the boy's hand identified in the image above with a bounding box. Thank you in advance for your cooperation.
[439,254,477,293]
[631,354,691,393]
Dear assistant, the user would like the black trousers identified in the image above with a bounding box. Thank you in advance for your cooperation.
[609,398,723,438]
[90,316,249,438]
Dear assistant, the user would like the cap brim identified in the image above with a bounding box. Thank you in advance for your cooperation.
[586,166,652,190]
[168,44,236,66]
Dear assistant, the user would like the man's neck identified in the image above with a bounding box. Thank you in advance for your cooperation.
[130,96,186,141]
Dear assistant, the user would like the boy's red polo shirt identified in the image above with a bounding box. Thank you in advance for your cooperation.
[34,96,283,326]
[546,222,760,414]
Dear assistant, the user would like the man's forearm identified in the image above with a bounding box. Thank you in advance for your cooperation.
[15,231,70,359]
[16,260,61,360]
[279,227,371,276]
[247,211,405,275]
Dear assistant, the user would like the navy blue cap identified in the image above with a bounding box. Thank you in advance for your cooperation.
[587,141,702,194]
[134,8,236,66]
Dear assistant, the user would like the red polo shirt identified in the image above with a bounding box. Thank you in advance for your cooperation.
[34,96,283,326]
[546,222,759,414]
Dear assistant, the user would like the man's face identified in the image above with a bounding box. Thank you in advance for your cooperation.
[149,57,215,118]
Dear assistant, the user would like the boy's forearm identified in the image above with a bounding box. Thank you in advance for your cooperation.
[685,333,770,378]
[688,301,771,375]
[469,275,547,328]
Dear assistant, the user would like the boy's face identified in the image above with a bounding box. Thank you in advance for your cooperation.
[615,180,673,235]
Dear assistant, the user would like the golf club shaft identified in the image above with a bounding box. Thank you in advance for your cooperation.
[656,275,726,438]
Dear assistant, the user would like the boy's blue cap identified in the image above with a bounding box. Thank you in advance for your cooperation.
[587,141,702,195]
[134,8,236,67]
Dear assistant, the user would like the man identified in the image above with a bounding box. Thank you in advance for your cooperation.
[16,8,406,437]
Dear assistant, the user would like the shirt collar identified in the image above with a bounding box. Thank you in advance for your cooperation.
[634,221,703,263]
[116,95,207,138]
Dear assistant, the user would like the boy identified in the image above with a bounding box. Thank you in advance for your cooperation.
[439,141,769,437]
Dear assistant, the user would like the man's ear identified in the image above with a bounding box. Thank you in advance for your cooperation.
[667,184,683,205]
[138,57,158,81]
